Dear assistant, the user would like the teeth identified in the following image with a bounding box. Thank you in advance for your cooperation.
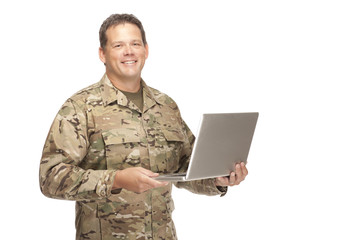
[123,61,136,64]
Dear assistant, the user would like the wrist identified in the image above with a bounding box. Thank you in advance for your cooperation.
[112,170,123,190]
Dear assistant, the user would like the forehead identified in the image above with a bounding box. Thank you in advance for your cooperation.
[106,23,142,42]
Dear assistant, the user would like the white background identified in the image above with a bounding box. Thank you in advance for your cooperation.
[1,0,360,239]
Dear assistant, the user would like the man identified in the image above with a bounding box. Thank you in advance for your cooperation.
[39,13,248,240]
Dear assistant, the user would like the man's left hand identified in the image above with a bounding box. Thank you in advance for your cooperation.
[215,162,248,187]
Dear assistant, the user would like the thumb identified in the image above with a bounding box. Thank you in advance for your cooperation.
[138,167,159,177]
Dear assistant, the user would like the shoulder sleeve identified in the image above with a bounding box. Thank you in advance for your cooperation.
[39,98,117,201]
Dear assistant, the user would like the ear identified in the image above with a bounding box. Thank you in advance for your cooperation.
[99,47,106,64]
[145,44,149,60]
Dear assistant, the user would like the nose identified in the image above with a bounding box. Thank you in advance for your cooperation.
[123,44,134,56]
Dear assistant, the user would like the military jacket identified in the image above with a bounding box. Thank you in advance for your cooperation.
[40,75,225,240]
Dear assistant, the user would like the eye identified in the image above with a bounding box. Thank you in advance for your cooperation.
[114,43,123,48]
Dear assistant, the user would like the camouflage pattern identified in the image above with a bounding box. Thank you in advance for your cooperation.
[40,74,225,240]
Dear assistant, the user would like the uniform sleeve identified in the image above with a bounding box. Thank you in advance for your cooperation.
[39,99,117,201]
[174,120,227,197]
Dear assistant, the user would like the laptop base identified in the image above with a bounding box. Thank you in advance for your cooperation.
[154,173,186,182]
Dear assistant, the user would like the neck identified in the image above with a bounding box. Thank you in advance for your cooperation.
[107,75,141,93]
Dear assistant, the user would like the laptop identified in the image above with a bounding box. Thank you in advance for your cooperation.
[155,112,259,181]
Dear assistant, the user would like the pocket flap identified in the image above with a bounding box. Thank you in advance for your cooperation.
[102,128,141,144]
[162,128,185,142]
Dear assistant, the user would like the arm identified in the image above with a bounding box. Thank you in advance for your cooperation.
[112,167,168,193]
[39,99,117,201]
[39,98,168,200]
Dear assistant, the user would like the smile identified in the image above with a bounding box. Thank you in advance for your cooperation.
[122,60,137,64]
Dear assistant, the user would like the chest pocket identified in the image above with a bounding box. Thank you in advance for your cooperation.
[157,128,186,173]
[102,128,141,170]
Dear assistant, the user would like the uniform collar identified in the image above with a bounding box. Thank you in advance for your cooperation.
[100,74,159,112]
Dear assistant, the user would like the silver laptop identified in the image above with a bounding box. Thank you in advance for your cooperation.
[155,112,259,181]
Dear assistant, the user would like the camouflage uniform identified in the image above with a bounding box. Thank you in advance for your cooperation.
[39,74,226,240]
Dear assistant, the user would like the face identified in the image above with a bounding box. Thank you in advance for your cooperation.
[99,23,149,84]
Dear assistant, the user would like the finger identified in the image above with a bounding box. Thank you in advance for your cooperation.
[234,164,243,185]
[215,176,229,186]
[139,167,159,177]
[229,172,236,186]
[234,163,248,185]
[235,163,242,175]
[241,162,248,176]
[144,176,168,189]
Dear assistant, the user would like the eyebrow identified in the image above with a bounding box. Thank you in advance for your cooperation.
[111,39,142,45]
[111,41,123,45]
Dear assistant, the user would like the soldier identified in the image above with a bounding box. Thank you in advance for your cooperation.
[39,13,248,240]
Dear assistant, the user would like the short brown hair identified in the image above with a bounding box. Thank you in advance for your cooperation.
[99,13,147,50]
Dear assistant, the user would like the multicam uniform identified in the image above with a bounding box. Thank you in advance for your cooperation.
[39,74,226,240]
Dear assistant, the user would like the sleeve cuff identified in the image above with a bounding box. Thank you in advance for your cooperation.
[209,178,228,197]
[95,170,118,198]
[216,185,228,197]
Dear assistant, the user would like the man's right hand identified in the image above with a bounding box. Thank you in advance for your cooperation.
[112,167,168,193]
